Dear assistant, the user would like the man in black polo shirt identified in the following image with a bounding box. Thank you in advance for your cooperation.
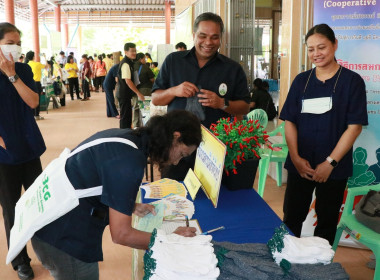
[152,12,250,180]
[117,42,145,129]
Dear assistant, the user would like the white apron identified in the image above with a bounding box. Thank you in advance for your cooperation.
[6,137,138,264]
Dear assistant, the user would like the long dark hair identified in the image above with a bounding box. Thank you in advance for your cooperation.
[134,110,202,169]
[305,23,336,44]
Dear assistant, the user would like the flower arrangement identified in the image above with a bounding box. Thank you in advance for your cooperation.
[210,117,271,175]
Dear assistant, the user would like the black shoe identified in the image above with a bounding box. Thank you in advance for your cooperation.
[17,264,34,280]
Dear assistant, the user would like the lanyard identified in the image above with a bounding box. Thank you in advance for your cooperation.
[303,65,343,94]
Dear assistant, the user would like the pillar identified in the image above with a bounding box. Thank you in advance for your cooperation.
[278,0,312,112]
[54,5,61,32]
[165,0,171,44]
[29,0,40,61]
[4,0,15,24]
[62,17,69,51]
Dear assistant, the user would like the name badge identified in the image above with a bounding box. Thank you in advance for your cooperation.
[301,97,332,114]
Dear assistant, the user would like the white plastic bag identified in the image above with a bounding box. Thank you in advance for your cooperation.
[6,148,78,264]
[6,137,138,265]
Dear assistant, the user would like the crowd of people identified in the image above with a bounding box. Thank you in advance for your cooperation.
[0,10,369,280]
[16,49,161,124]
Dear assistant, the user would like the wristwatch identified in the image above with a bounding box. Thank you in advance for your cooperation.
[222,98,229,110]
[326,156,338,167]
[8,74,19,83]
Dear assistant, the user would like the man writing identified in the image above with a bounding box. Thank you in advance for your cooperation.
[152,12,250,179]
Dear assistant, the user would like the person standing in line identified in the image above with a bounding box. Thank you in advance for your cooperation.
[94,55,107,92]
[0,22,46,280]
[88,56,95,91]
[57,51,67,68]
[65,55,81,100]
[103,63,120,118]
[116,42,145,129]
[25,51,46,120]
[152,12,250,180]
[80,54,91,101]
[132,53,155,128]
[103,53,113,72]
[280,23,368,245]
[134,53,155,97]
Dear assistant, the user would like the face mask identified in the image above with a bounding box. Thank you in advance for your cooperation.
[301,96,332,114]
[0,45,22,61]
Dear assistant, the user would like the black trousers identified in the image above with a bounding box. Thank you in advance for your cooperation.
[82,79,91,99]
[94,76,105,91]
[34,81,42,117]
[118,97,132,129]
[0,158,42,269]
[68,77,80,99]
[283,172,347,245]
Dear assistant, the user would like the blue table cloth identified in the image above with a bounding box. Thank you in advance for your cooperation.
[141,185,284,244]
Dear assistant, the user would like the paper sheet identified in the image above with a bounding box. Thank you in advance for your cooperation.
[141,179,187,199]
[136,203,165,233]
[161,219,202,235]
[184,169,202,200]
[151,195,195,220]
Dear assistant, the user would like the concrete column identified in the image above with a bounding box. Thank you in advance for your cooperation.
[29,0,40,61]
[278,0,312,112]
[62,17,69,50]
[4,0,15,24]
[78,25,82,55]
[165,0,171,44]
[54,5,61,32]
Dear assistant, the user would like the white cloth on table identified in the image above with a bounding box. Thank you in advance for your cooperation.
[272,234,334,265]
[147,229,220,280]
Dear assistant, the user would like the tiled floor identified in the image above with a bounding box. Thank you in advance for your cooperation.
[0,92,375,279]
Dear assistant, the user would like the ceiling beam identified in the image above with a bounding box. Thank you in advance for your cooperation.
[58,4,174,11]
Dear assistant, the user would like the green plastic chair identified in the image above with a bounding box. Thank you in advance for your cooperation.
[332,184,380,279]
[247,109,268,130]
[257,122,288,197]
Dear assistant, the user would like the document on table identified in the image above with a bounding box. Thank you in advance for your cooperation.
[161,219,202,235]
[136,203,165,233]
[141,178,187,199]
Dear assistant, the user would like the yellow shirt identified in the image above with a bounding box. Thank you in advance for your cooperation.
[28,61,45,82]
[65,63,78,78]
[103,57,113,71]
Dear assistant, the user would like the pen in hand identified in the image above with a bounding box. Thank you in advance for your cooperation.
[201,226,225,235]
[185,215,189,227]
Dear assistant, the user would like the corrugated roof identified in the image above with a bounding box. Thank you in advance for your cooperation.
[3,0,175,26]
